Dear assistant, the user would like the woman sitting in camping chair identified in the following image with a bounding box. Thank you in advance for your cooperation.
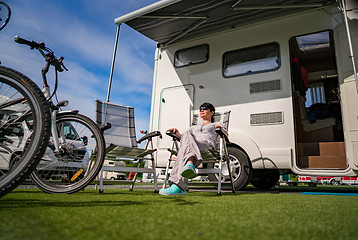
[159,102,224,196]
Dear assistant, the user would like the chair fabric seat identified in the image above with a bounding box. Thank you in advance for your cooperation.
[106,145,157,159]
[167,148,219,162]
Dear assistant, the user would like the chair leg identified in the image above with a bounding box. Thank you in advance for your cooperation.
[99,168,104,194]
[163,159,172,189]
[129,162,139,191]
[218,159,222,196]
[224,147,235,193]
[152,158,159,193]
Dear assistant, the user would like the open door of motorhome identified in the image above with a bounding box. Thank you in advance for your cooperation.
[335,20,358,169]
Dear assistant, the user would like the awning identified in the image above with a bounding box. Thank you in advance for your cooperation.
[115,0,334,46]
[106,0,358,101]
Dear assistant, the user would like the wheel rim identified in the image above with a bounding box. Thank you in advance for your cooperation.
[214,153,242,182]
[31,114,104,193]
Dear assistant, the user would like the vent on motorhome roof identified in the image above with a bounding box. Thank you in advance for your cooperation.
[250,80,281,94]
[250,112,283,125]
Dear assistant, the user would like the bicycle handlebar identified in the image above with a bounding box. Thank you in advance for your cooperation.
[14,36,45,50]
[14,36,67,72]
[13,35,68,100]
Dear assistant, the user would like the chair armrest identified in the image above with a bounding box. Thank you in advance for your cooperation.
[166,130,181,142]
[215,126,230,144]
[137,130,162,144]
[100,122,112,132]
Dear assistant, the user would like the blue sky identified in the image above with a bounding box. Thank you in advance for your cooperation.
[1,0,158,133]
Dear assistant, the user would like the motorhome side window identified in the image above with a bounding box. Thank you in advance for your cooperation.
[174,44,209,68]
[223,42,280,78]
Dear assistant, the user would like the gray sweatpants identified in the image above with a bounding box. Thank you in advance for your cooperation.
[169,130,210,191]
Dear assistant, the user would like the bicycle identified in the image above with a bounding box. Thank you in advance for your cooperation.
[12,36,106,194]
[0,2,52,197]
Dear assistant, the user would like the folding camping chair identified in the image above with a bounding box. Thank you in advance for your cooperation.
[95,99,161,193]
[163,111,235,195]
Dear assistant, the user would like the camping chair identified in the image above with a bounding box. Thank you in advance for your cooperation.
[163,111,235,195]
[95,99,161,193]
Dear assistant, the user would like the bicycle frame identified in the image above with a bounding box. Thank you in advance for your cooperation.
[36,45,69,154]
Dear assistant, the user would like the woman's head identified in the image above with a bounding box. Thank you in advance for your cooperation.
[199,102,215,122]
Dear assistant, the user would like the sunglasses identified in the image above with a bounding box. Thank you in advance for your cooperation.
[200,107,209,111]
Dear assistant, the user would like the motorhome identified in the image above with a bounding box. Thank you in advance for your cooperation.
[98,160,126,180]
[110,0,358,190]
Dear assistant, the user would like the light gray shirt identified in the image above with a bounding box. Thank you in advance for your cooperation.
[187,122,223,150]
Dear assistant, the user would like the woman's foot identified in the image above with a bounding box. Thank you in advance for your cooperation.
[159,184,187,196]
[181,163,198,179]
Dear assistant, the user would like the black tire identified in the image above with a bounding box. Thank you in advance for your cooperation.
[30,112,105,194]
[0,2,11,31]
[0,66,51,197]
[330,179,339,185]
[208,146,252,190]
[250,169,280,190]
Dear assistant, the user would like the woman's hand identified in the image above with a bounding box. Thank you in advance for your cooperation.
[168,128,182,137]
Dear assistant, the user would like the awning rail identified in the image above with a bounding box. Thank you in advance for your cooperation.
[114,0,182,25]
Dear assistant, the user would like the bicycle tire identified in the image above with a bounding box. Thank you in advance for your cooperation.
[30,112,105,194]
[0,1,11,31]
[0,66,51,197]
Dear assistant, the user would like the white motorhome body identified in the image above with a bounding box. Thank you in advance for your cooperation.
[98,160,126,180]
[111,0,358,189]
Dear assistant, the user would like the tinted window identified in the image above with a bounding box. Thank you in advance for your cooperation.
[62,123,80,140]
[174,44,209,67]
[223,43,280,77]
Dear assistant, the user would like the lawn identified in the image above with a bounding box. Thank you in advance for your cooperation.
[1,186,358,240]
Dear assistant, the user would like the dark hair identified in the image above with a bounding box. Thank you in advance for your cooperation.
[200,102,215,122]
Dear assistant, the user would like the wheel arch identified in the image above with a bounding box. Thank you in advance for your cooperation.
[228,129,263,168]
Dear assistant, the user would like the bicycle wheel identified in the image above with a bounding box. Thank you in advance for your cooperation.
[0,66,51,197]
[30,112,105,194]
[0,1,11,31]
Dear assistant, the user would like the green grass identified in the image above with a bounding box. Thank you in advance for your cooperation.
[1,187,358,240]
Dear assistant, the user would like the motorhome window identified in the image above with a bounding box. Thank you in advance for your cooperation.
[174,44,209,68]
[305,84,326,107]
[223,43,280,78]
[296,31,330,53]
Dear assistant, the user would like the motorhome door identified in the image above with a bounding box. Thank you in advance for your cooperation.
[335,20,358,169]
[158,84,194,148]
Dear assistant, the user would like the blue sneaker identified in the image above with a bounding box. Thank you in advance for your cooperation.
[181,163,197,179]
[159,184,187,196]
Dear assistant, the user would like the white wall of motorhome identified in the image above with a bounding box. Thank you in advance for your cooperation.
[149,5,357,176]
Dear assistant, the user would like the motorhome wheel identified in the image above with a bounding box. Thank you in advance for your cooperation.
[208,146,252,191]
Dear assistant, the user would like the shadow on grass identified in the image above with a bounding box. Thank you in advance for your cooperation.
[0,198,149,209]
[0,188,203,209]
[159,196,199,205]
